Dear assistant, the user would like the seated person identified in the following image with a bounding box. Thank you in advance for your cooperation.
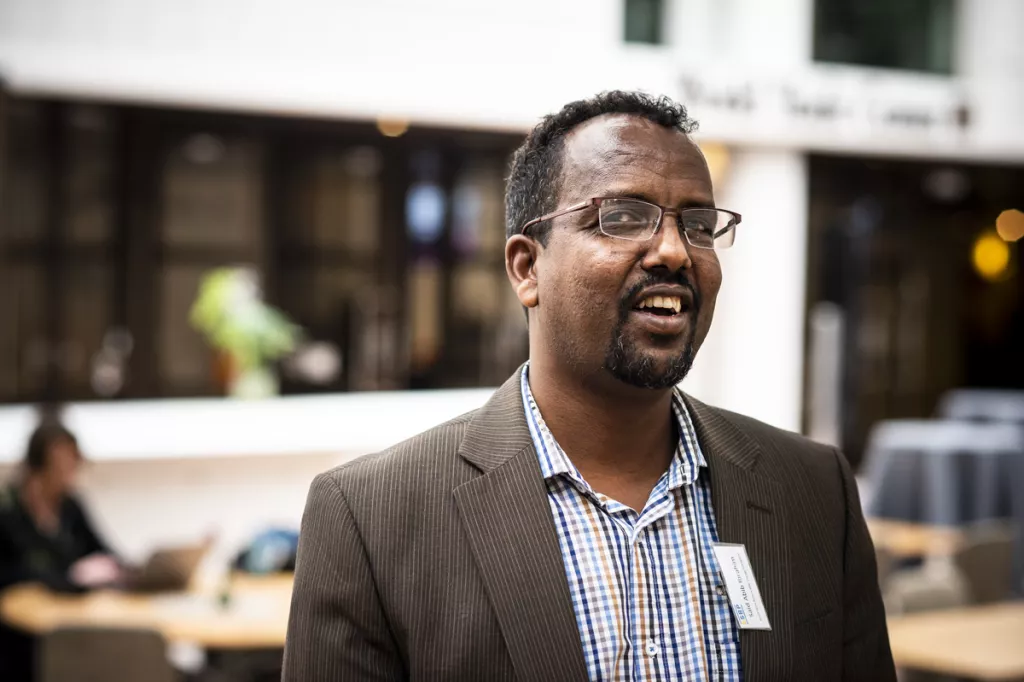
[0,419,122,593]
[1,418,126,682]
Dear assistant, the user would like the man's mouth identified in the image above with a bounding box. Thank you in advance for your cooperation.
[632,294,688,317]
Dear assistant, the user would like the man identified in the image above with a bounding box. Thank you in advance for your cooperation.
[283,91,895,681]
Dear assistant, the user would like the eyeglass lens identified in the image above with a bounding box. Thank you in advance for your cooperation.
[598,198,736,249]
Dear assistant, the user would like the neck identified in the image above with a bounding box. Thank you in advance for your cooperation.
[527,352,677,488]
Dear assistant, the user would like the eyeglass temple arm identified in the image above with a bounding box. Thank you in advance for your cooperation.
[520,199,596,235]
[712,213,742,239]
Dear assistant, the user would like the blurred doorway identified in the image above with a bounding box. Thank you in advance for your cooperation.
[804,155,1024,466]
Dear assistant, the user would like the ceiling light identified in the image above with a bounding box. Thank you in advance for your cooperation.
[972,230,1012,282]
[995,209,1024,242]
[377,118,409,138]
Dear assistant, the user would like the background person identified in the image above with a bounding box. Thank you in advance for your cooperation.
[0,417,123,682]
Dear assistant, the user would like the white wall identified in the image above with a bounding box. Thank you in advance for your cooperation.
[0,0,674,131]
[954,0,1024,151]
[3,0,1021,159]
[684,150,808,432]
[0,390,496,463]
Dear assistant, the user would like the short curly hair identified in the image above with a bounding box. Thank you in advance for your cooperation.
[504,90,698,244]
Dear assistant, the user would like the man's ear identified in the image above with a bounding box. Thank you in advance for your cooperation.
[505,235,540,309]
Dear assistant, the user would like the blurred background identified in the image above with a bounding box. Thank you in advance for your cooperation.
[0,0,1021,680]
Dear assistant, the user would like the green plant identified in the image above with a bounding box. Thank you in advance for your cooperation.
[190,267,301,373]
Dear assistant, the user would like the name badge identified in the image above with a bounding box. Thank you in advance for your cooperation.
[712,543,772,630]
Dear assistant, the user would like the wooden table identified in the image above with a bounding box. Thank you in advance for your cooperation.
[888,602,1024,681]
[0,573,293,649]
[868,518,966,558]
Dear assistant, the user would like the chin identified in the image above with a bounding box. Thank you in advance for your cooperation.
[605,347,694,390]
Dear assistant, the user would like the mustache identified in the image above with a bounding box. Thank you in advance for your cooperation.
[620,272,701,316]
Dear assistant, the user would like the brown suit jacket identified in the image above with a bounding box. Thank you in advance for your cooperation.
[283,371,896,681]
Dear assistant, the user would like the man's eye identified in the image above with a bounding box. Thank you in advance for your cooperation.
[604,210,647,225]
[683,217,713,232]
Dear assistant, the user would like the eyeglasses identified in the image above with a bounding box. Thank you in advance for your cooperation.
[520,197,742,250]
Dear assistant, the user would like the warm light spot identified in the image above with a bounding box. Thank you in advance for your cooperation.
[377,117,409,137]
[972,231,1012,282]
[699,141,731,188]
[996,209,1024,242]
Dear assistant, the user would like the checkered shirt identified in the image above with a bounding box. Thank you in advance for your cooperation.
[521,366,742,681]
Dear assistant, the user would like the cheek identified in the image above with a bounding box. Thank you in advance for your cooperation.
[60,461,77,483]
[566,244,632,319]
[545,238,629,314]
[692,256,722,330]
[54,453,79,482]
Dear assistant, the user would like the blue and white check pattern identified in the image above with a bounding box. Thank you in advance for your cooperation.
[521,366,742,681]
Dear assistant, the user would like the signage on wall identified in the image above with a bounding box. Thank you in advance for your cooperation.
[678,67,973,150]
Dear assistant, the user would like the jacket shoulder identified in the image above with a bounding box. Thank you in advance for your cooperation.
[714,406,833,453]
[704,405,844,484]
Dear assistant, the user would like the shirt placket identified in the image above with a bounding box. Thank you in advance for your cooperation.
[626,489,674,682]
[615,511,641,682]
[634,534,663,681]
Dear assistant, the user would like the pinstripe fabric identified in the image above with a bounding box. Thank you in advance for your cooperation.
[521,367,741,681]
[282,368,897,682]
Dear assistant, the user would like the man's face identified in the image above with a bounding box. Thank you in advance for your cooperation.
[526,114,722,389]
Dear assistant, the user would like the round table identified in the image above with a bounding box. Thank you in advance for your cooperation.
[867,518,966,559]
[887,602,1024,681]
[0,573,293,649]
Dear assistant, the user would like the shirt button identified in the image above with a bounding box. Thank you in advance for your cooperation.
[716,585,726,596]
[645,640,660,657]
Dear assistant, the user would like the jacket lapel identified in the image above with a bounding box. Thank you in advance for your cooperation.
[685,395,795,681]
[454,372,589,682]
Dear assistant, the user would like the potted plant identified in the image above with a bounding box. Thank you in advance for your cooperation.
[190,267,301,398]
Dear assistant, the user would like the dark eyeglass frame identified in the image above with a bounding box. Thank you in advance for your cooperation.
[519,196,742,249]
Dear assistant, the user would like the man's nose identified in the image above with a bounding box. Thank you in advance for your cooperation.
[641,212,693,272]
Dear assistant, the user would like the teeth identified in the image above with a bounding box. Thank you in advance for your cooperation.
[638,295,682,313]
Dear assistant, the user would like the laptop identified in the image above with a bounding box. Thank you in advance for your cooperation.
[123,541,210,593]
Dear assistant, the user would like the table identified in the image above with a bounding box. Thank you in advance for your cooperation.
[940,389,1024,423]
[887,602,1024,681]
[868,518,966,558]
[863,420,1024,526]
[863,420,1024,592]
[0,573,293,649]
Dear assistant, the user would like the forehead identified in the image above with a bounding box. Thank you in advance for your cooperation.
[559,114,713,203]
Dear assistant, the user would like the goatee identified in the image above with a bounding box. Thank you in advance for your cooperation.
[605,327,696,389]
[605,273,701,389]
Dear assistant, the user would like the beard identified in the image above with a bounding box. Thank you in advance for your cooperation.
[604,277,701,390]
[605,325,696,389]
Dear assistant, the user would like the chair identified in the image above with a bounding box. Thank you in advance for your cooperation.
[37,626,179,682]
[882,557,969,616]
[938,389,1024,423]
[875,545,896,590]
[952,520,1016,604]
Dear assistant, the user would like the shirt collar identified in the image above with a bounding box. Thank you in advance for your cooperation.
[520,363,706,491]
